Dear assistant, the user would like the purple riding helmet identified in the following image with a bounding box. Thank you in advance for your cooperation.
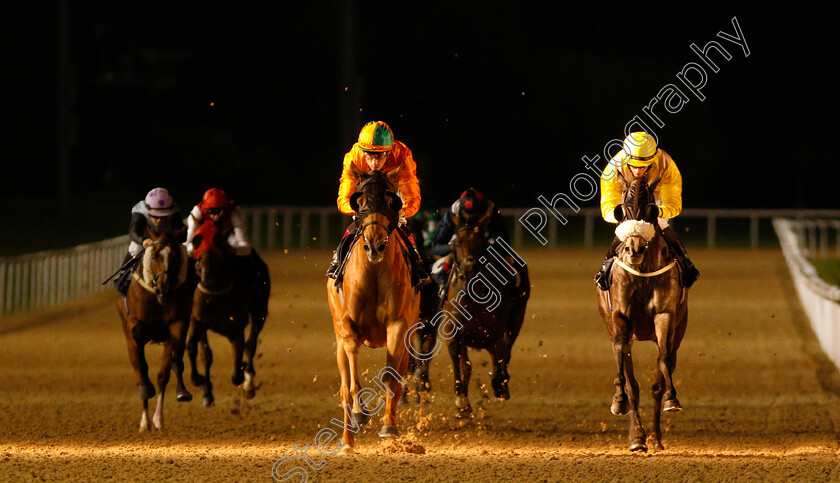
[144,187,174,217]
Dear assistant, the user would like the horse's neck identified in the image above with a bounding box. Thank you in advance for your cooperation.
[203,255,237,288]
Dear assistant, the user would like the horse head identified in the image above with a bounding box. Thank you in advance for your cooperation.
[192,221,232,285]
[142,227,189,305]
[616,175,662,265]
[349,169,402,263]
[451,210,491,281]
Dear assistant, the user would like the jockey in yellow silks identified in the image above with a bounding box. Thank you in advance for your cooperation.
[594,132,699,290]
[327,121,429,287]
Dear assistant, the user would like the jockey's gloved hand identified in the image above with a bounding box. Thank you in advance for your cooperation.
[398,209,407,227]
[613,204,625,222]
[142,239,154,249]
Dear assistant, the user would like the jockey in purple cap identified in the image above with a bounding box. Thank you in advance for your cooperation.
[113,187,186,295]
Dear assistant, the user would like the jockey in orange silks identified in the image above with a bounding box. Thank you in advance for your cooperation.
[327,121,429,287]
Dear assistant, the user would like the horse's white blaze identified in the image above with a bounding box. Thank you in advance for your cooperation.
[615,220,656,243]
[142,249,155,285]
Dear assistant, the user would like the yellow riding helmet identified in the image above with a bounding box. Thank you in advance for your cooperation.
[357,121,394,153]
[622,132,659,167]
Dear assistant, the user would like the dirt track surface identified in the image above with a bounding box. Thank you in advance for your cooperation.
[2,248,840,482]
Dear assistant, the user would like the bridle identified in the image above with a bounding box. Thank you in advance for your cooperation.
[134,239,186,295]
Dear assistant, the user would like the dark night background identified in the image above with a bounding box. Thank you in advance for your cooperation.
[2,3,838,253]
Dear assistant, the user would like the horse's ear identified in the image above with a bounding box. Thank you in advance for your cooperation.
[146,226,159,240]
[645,204,660,222]
[648,176,662,192]
[617,171,629,189]
[349,192,364,213]
[385,190,402,213]
[385,166,401,183]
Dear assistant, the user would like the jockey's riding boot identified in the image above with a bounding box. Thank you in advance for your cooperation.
[397,225,430,288]
[661,226,699,288]
[327,229,357,279]
[326,250,340,279]
[114,252,138,296]
[594,236,621,291]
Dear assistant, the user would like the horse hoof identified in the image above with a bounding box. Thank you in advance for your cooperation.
[649,438,664,451]
[138,383,156,400]
[231,372,244,386]
[379,425,399,438]
[177,390,193,402]
[202,396,215,408]
[338,444,354,455]
[352,411,370,426]
[243,388,256,399]
[663,398,682,413]
[629,439,648,452]
[611,396,629,416]
[455,405,472,419]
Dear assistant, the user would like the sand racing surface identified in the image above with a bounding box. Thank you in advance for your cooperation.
[2,248,840,482]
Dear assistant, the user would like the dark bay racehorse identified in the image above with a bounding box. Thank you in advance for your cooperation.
[597,174,689,452]
[187,220,270,407]
[117,228,193,431]
[327,169,421,453]
[442,209,530,417]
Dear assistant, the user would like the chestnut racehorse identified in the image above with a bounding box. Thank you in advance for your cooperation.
[187,220,271,407]
[117,228,193,431]
[597,174,689,452]
[442,208,530,417]
[327,170,420,453]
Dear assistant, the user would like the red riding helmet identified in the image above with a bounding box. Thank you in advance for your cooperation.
[202,188,230,210]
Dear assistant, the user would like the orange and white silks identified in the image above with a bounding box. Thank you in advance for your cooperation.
[336,140,421,217]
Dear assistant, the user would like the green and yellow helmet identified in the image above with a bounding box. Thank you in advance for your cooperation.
[621,132,659,167]
[357,121,394,153]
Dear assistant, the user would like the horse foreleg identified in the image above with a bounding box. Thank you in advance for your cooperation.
[622,346,646,452]
[335,340,356,453]
[448,338,472,418]
[124,322,155,402]
[650,369,666,451]
[654,312,682,413]
[169,320,192,403]
[229,331,246,387]
[199,333,214,407]
[139,398,151,432]
[414,320,438,395]
[609,332,629,416]
[187,318,204,387]
[243,300,268,398]
[380,322,410,438]
[152,342,173,430]
[489,333,513,401]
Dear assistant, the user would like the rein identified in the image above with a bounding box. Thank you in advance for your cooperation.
[197,274,238,295]
[614,259,676,278]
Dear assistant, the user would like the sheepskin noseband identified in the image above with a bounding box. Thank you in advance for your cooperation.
[615,220,656,243]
